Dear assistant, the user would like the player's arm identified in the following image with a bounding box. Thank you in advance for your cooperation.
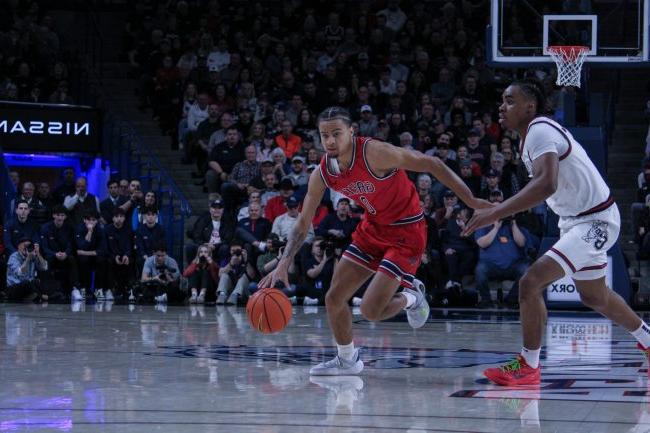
[490,153,558,220]
[463,153,558,236]
[258,168,327,288]
[365,139,488,209]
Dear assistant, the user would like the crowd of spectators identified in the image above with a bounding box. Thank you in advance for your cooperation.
[118,0,557,308]
[0,2,76,104]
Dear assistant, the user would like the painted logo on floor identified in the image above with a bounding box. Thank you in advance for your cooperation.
[146,344,515,369]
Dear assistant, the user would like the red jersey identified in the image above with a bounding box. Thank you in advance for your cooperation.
[319,136,423,226]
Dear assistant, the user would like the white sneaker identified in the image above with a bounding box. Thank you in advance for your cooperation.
[403,279,430,329]
[189,293,198,304]
[104,289,114,301]
[352,297,362,306]
[304,296,319,305]
[94,288,105,301]
[128,290,136,304]
[216,292,227,305]
[197,291,206,304]
[155,293,168,304]
[289,296,297,305]
[226,292,240,305]
[310,348,364,376]
[71,288,83,302]
[71,301,85,312]
[80,288,86,299]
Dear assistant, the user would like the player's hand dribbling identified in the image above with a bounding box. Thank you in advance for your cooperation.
[258,265,290,290]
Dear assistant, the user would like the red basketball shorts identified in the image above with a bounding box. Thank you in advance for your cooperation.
[342,218,427,289]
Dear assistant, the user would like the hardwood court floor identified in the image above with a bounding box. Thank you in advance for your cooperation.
[1,303,649,432]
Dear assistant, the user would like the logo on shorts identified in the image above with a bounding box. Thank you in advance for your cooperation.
[581,221,608,250]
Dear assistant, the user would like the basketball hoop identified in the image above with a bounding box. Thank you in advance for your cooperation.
[547,45,589,88]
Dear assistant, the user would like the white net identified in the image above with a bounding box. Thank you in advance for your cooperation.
[548,46,589,88]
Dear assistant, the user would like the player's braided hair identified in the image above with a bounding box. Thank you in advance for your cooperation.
[512,78,549,115]
[317,106,352,126]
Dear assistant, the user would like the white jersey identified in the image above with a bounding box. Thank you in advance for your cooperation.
[521,116,612,218]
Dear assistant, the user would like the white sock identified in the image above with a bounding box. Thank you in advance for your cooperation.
[337,342,356,361]
[402,292,417,309]
[631,321,650,349]
[520,347,541,369]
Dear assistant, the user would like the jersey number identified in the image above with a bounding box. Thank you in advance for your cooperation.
[359,196,376,215]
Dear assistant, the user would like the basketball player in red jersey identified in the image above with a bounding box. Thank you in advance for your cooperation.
[259,107,489,376]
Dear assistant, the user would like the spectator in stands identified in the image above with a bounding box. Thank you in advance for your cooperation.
[3,201,39,256]
[459,158,481,196]
[181,92,210,156]
[237,202,272,257]
[73,210,107,302]
[186,199,235,263]
[221,145,260,208]
[316,198,359,244]
[436,141,459,173]
[466,128,490,168]
[301,236,338,305]
[431,67,456,111]
[206,127,245,199]
[486,152,519,197]
[53,168,75,204]
[480,169,504,199]
[216,242,252,305]
[49,80,73,104]
[135,206,166,271]
[237,191,263,221]
[265,178,297,223]
[8,171,20,194]
[131,191,158,230]
[100,180,128,225]
[249,160,276,192]
[4,237,48,303]
[36,182,55,219]
[11,182,48,225]
[285,156,309,187]
[473,189,529,307]
[257,133,277,162]
[183,243,219,304]
[63,177,101,227]
[637,194,650,258]
[40,205,79,295]
[275,120,302,159]
[118,179,130,198]
[270,147,288,179]
[434,190,459,229]
[104,208,133,301]
[121,179,144,222]
[272,196,315,243]
[140,243,182,304]
[358,105,378,137]
[442,206,475,293]
[189,104,221,176]
[632,165,650,238]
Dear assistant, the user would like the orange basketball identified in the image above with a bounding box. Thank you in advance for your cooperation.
[246,288,292,334]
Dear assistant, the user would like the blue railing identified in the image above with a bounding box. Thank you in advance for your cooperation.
[102,113,192,262]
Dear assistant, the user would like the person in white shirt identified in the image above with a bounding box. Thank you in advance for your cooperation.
[271,196,314,243]
[464,78,650,386]
[206,39,230,73]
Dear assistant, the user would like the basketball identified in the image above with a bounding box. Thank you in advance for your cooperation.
[246,288,292,334]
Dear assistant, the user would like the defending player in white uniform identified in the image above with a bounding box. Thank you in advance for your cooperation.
[464,79,650,386]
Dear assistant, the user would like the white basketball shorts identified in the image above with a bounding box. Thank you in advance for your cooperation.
[545,204,620,280]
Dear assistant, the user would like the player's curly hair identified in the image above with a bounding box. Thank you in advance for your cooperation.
[512,78,549,115]
[317,106,352,126]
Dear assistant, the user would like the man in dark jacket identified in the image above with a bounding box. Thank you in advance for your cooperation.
[40,205,79,294]
[236,201,272,262]
[3,200,39,255]
[186,198,235,263]
[100,179,128,225]
[135,206,166,271]
[104,207,133,300]
[73,210,107,301]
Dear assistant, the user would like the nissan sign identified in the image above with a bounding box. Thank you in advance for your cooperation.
[0,102,101,153]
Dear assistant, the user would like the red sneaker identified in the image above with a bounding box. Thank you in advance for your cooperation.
[484,355,541,386]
